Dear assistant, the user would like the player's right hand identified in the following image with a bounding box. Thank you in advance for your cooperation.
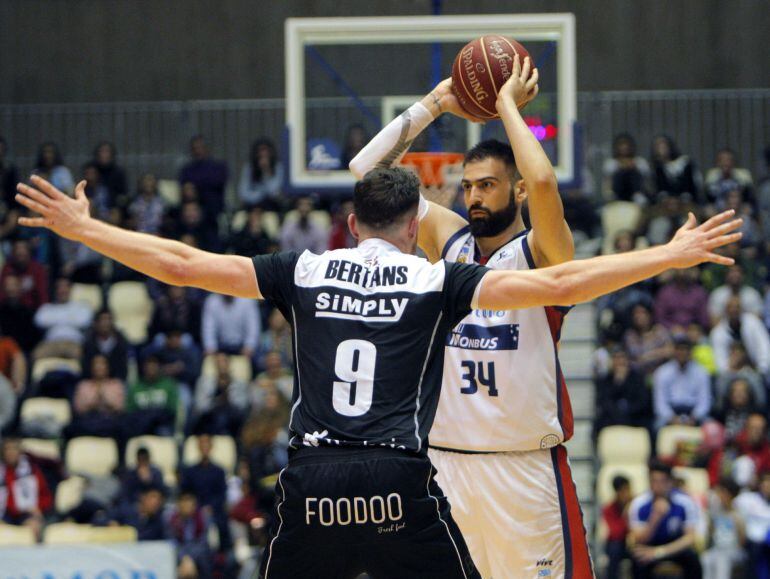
[496,55,539,111]
[665,209,742,269]
[16,175,91,241]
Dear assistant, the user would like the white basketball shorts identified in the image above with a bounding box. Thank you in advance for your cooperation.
[429,445,594,579]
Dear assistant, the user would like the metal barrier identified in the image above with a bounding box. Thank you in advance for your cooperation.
[1,90,769,193]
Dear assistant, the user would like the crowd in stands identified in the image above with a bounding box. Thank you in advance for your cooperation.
[1,129,770,578]
[594,134,770,577]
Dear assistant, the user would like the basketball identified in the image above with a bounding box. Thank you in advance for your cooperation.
[451,35,532,119]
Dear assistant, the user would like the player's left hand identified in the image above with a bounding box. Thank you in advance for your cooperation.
[496,54,539,111]
[429,78,486,123]
[16,176,91,241]
[666,210,743,269]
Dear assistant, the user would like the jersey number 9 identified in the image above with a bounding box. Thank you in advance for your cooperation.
[332,340,377,417]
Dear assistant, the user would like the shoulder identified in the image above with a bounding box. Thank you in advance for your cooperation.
[670,490,699,514]
[439,225,471,261]
[629,492,653,516]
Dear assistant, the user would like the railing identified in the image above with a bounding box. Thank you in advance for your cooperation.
[2,89,769,193]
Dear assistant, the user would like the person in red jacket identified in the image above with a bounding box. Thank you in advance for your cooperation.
[0,437,52,540]
[0,239,49,309]
[602,475,633,578]
[709,413,770,486]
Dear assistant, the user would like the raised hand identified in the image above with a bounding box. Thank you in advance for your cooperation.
[16,175,90,241]
[496,54,539,111]
[427,78,486,123]
[666,210,743,268]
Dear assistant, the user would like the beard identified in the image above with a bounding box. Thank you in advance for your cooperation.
[468,195,519,238]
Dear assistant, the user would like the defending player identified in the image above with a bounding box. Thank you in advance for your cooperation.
[15,172,739,579]
[349,56,590,577]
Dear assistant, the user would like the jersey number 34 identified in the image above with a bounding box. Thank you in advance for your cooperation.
[460,361,498,397]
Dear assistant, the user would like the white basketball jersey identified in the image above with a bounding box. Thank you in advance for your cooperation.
[429,227,574,452]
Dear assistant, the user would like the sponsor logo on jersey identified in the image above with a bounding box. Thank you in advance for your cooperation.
[539,434,561,449]
[446,323,520,350]
[306,493,403,526]
[315,292,409,321]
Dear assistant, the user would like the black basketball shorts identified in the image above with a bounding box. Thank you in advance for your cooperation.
[257,447,480,579]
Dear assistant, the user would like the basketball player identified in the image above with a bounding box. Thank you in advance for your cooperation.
[15,173,739,579]
[349,55,589,577]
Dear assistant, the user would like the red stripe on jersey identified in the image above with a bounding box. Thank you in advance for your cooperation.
[556,446,594,578]
[545,306,574,441]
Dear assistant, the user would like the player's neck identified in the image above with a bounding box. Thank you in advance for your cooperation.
[358,233,413,255]
[475,216,525,257]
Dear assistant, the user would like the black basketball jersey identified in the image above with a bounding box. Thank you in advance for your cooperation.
[252,238,489,454]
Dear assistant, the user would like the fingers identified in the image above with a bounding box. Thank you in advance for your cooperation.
[530,84,540,100]
[704,252,735,266]
[75,180,87,201]
[16,183,52,208]
[525,67,539,92]
[521,55,531,81]
[18,217,47,228]
[706,232,743,250]
[682,212,697,230]
[699,209,736,232]
[706,218,743,239]
[29,174,66,200]
[513,53,521,77]
[15,193,49,216]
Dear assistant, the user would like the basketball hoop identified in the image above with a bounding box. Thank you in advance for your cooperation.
[401,152,464,187]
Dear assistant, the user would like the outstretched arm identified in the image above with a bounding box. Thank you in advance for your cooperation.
[16,176,260,299]
[495,55,573,267]
[477,211,741,310]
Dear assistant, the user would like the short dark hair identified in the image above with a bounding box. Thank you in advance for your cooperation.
[649,459,673,478]
[464,139,517,173]
[612,475,630,492]
[353,168,420,230]
[716,477,740,498]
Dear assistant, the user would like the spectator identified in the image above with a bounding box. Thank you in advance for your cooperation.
[0,239,49,309]
[228,206,276,257]
[126,354,179,436]
[705,148,753,207]
[340,124,369,169]
[736,470,770,576]
[0,274,39,353]
[251,351,293,404]
[649,135,701,202]
[646,195,688,246]
[716,378,762,441]
[201,294,260,359]
[0,324,27,394]
[715,342,765,413]
[148,285,202,342]
[147,328,201,394]
[129,173,165,234]
[170,201,220,252]
[167,491,212,579]
[257,309,293,370]
[561,188,601,240]
[237,138,283,211]
[194,353,249,437]
[602,133,651,203]
[68,355,126,440]
[708,264,763,323]
[603,475,633,579]
[711,296,770,377]
[279,196,328,254]
[110,486,166,541]
[328,200,356,250]
[33,277,93,360]
[0,374,15,434]
[685,323,717,376]
[701,477,745,579]
[81,310,130,382]
[0,437,53,540]
[32,141,74,194]
[652,336,711,430]
[629,460,702,578]
[179,434,230,551]
[179,135,228,225]
[92,141,128,209]
[594,348,652,436]
[58,230,103,285]
[624,303,674,376]
[81,162,112,222]
[241,384,289,481]
[723,186,762,247]
[120,447,167,506]
[653,269,709,332]
[711,413,770,488]
[0,136,21,240]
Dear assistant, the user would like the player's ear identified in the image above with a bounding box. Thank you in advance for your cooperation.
[407,215,419,240]
[514,179,528,203]
[348,213,360,240]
